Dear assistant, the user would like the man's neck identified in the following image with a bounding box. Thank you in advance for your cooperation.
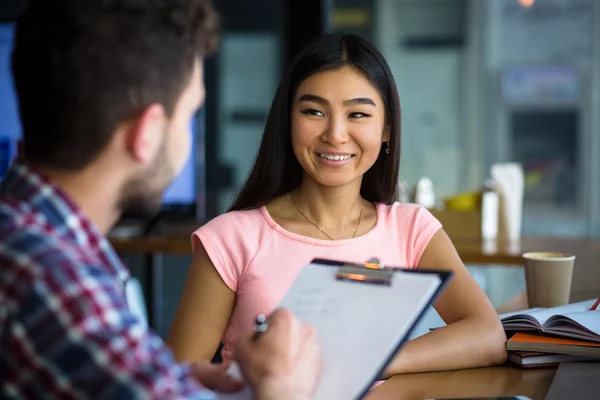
[292,177,363,231]
[36,164,122,235]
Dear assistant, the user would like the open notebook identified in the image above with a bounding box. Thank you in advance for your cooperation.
[499,299,600,343]
[218,258,451,400]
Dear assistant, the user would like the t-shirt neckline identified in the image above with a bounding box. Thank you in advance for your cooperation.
[258,203,383,247]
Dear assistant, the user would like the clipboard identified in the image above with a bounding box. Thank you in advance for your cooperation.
[220,258,452,400]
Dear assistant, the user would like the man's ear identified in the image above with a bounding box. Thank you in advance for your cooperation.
[127,103,167,164]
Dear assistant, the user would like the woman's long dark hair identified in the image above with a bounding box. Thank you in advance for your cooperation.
[229,33,401,212]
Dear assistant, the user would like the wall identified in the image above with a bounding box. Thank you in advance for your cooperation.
[481,0,600,237]
[215,33,281,213]
[375,0,482,197]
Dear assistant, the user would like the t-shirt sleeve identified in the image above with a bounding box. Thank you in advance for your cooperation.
[191,214,248,292]
[409,205,443,266]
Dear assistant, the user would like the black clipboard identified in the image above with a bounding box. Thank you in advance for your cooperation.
[308,257,453,399]
[220,257,453,400]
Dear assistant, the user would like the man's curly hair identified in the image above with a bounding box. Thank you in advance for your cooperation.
[11,0,219,170]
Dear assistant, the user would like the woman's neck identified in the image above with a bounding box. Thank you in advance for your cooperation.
[291,177,363,231]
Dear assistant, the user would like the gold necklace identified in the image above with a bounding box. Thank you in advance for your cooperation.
[290,193,363,240]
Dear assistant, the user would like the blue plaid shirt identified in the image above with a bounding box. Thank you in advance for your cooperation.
[0,163,216,399]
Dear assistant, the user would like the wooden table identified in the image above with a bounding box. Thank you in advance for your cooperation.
[110,222,198,255]
[109,223,598,265]
[450,236,600,303]
[110,225,600,298]
[366,365,557,400]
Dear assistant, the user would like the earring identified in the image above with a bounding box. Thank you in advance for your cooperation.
[385,142,390,154]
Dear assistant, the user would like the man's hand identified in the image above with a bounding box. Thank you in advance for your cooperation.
[234,308,322,400]
[190,359,245,393]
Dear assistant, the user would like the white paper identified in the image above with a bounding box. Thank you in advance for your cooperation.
[217,262,443,400]
[526,300,596,326]
[545,310,600,342]
[499,307,544,320]
[500,299,596,330]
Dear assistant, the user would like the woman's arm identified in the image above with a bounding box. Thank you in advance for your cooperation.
[383,229,507,377]
[166,243,236,363]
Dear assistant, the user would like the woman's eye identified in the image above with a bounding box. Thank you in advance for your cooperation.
[349,112,371,119]
[301,109,324,117]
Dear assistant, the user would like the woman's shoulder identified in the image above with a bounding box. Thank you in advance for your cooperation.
[191,207,275,267]
[195,207,269,236]
[376,202,441,230]
[376,201,432,217]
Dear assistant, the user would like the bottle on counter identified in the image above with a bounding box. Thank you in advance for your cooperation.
[481,178,499,241]
[415,177,436,209]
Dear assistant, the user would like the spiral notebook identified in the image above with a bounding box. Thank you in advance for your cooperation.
[218,258,452,400]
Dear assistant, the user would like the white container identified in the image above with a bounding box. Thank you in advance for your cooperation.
[491,163,524,243]
[481,179,499,240]
[415,177,436,209]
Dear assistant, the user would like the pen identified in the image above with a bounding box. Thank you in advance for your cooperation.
[253,314,269,340]
[590,298,600,311]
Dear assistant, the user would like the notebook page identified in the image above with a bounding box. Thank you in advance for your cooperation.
[217,263,442,400]
[499,307,543,320]
[502,299,596,328]
[529,299,596,326]
[544,310,600,342]
[499,308,546,330]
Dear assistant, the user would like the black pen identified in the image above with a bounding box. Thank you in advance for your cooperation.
[253,314,269,340]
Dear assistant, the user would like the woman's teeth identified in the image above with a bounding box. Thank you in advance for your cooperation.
[318,154,353,161]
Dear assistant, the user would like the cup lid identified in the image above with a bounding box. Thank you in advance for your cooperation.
[522,251,576,261]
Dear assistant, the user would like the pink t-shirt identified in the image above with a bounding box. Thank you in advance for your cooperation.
[191,202,442,363]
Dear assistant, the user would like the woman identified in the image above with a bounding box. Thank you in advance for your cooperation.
[167,33,506,376]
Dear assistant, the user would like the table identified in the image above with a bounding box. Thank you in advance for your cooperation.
[109,223,599,265]
[451,236,600,303]
[366,365,557,400]
[110,227,600,294]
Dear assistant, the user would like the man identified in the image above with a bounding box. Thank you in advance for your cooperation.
[0,0,321,399]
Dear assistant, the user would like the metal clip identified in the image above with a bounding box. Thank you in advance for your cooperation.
[335,258,393,286]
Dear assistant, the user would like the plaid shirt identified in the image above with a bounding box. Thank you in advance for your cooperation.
[0,163,216,399]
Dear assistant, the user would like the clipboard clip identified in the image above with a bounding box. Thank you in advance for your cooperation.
[335,258,394,286]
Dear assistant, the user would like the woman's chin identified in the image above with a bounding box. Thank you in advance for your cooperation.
[308,175,363,189]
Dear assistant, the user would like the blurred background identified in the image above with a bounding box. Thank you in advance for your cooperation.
[1,0,599,338]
